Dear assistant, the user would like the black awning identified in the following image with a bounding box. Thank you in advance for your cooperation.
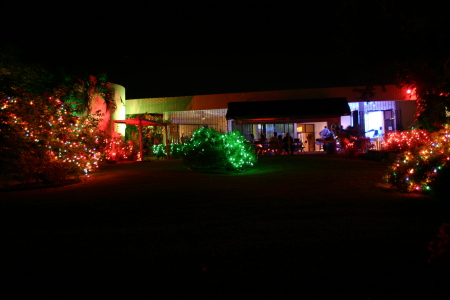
[226,98,351,122]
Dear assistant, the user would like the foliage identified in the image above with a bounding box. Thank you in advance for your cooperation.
[344,125,363,138]
[55,73,116,116]
[336,2,450,131]
[414,94,450,132]
[384,125,450,193]
[103,134,139,161]
[125,113,168,154]
[181,127,257,172]
[0,48,114,184]
[341,137,371,153]
[383,129,431,152]
[152,143,184,159]
[0,45,58,97]
[0,94,105,184]
[337,126,370,153]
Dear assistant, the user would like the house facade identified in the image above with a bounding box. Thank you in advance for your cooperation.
[119,85,417,151]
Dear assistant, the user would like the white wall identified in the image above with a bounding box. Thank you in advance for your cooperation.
[111,84,126,137]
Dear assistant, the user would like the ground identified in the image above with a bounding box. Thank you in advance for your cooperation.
[1,154,449,299]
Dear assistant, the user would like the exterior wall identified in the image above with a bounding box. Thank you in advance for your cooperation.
[164,109,228,141]
[90,83,125,137]
[126,84,417,115]
[124,85,418,145]
[111,84,126,136]
[396,100,417,130]
[90,95,111,133]
[126,96,195,114]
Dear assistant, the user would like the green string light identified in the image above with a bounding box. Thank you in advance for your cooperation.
[181,127,257,172]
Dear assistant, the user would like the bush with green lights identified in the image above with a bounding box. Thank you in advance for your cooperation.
[385,124,450,194]
[181,127,257,172]
[152,143,184,159]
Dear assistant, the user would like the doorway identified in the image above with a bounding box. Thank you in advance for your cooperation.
[297,124,315,152]
[364,111,384,138]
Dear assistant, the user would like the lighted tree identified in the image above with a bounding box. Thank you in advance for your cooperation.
[384,125,450,194]
[334,2,450,195]
[1,47,114,184]
[182,127,257,172]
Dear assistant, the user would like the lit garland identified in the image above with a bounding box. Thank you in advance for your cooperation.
[385,125,450,192]
[1,92,105,184]
[104,134,140,161]
[152,143,183,159]
[383,129,431,152]
[181,127,257,172]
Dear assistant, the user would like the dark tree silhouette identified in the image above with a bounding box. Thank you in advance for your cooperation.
[336,1,450,130]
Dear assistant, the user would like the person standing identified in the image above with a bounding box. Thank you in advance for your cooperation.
[282,132,294,155]
[319,126,331,139]
[268,133,280,155]
[319,126,331,151]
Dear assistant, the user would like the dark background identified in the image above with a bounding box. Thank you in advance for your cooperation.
[1,1,350,98]
[3,1,450,99]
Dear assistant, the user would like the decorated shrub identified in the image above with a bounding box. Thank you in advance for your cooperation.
[383,129,431,152]
[181,127,257,172]
[385,125,450,194]
[0,51,115,185]
[152,143,184,159]
[0,94,106,184]
[104,133,140,161]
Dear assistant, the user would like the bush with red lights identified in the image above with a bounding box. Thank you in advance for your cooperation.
[384,125,450,194]
[383,129,431,152]
[0,91,109,184]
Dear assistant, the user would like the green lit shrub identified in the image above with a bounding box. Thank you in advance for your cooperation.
[152,143,184,159]
[181,127,257,172]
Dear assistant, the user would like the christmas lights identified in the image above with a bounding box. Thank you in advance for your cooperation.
[0,75,113,185]
[152,143,183,159]
[385,125,450,193]
[181,127,257,172]
[103,134,139,161]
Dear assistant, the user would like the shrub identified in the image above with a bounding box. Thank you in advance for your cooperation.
[384,125,450,193]
[152,143,184,159]
[181,127,257,172]
[0,95,105,184]
[1,51,114,185]
[104,134,139,161]
[383,129,431,152]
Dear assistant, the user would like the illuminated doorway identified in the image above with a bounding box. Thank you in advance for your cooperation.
[364,111,384,138]
[296,124,315,151]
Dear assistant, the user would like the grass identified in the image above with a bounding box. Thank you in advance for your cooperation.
[1,154,449,299]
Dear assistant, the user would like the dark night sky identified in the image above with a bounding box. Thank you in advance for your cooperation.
[2,1,371,98]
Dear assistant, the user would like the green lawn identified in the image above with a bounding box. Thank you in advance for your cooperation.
[1,154,449,298]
